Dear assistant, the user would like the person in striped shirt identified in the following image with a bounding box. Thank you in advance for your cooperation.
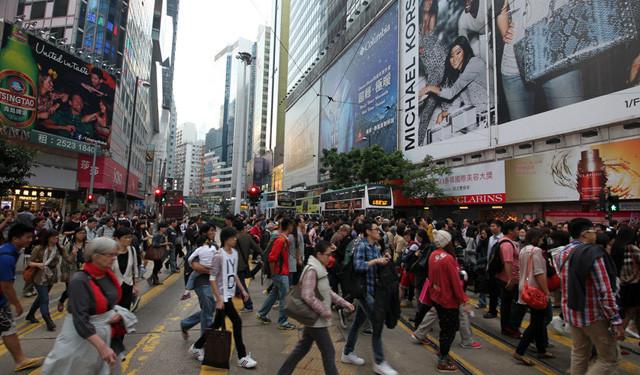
[556,218,623,374]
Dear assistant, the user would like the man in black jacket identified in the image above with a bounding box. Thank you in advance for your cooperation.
[234,220,261,312]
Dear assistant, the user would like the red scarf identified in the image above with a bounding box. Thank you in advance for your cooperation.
[83,262,122,314]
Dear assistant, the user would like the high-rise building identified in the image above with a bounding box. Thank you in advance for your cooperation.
[268,0,290,188]
[202,151,233,209]
[205,127,223,154]
[18,0,129,68]
[175,123,203,197]
[163,0,179,179]
[251,25,271,158]
[287,0,346,92]
[214,38,254,166]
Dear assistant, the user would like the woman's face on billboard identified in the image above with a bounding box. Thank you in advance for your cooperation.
[450,45,465,71]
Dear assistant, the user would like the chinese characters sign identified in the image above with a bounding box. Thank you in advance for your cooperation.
[429,161,506,205]
[76,155,140,197]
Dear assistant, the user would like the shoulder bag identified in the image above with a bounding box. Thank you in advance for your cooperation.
[284,265,324,326]
[202,309,232,369]
[514,0,639,83]
[520,249,548,310]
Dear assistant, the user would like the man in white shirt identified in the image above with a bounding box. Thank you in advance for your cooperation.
[482,220,503,318]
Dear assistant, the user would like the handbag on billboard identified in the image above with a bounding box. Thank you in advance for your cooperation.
[514,0,639,83]
[202,310,232,369]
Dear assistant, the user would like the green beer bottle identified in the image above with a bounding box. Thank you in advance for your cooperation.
[0,24,38,129]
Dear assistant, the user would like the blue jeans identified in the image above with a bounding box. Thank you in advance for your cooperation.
[502,70,584,122]
[344,294,385,365]
[180,284,215,337]
[28,284,51,318]
[168,246,177,273]
[258,274,289,325]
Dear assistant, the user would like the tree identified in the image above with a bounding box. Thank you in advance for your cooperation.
[402,155,451,200]
[0,138,35,197]
[319,145,411,189]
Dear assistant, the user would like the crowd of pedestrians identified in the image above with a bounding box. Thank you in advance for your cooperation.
[2,204,640,374]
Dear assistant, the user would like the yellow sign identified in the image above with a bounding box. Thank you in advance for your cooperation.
[371,199,390,206]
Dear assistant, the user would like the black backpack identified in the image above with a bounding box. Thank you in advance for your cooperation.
[339,239,369,300]
[488,239,514,276]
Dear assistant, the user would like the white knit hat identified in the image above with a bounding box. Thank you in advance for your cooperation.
[433,230,452,248]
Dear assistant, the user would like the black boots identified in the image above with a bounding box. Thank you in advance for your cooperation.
[25,313,39,324]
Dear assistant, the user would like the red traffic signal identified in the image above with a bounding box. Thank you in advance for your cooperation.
[87,193,94,202]
[247,185,261,198]
[154,188,162,197]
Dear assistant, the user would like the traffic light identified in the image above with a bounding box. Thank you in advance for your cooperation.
[86,193,94,203]
[608,194,620,212]
[247,185,261,205]
[154,187,162,203]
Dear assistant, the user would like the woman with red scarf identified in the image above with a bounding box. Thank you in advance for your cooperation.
[41,237,124,374]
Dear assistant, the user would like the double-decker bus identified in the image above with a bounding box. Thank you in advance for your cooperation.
[259,190,296,218]
[294,190,321,218]
[320,184,393,218]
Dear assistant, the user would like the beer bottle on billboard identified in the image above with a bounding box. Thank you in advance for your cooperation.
[0,24,38,129]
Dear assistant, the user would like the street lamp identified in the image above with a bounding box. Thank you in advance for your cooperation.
[360,136,371,148]
[124,77,151,211]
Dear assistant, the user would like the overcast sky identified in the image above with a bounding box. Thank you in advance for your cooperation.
[173,0,272,139]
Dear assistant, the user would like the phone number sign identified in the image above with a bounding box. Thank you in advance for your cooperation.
[30,130,98,155]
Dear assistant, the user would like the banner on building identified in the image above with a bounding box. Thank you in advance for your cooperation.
[319,2,398,154]
[0,23,116,149]
[77,155,140,197]
[399,0,640,161]
[428,160,505,205]
[505,138,640,203]
[399,0,494,162]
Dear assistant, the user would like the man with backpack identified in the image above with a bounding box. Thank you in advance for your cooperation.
[256,218,297,330]
[341,221,398,375]
[490,220,525,338]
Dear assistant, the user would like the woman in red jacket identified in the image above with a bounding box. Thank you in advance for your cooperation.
[425,230,472,372]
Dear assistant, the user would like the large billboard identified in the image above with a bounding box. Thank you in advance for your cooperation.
[505,138,640,203]
[400,0,494,162]
[400,0,640,161]
[320,2,398,154]
[0,23,116,149]
[284,81,320,188]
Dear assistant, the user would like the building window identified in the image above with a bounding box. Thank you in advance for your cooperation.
[53,0,69,17]
[30,2,47,19]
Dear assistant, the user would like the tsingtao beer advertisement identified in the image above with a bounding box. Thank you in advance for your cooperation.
[0,23,116,148]
[505,138,640,203]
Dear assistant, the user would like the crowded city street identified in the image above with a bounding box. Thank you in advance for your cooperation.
[2,0,640,374]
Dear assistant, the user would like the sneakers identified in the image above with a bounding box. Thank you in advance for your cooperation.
[180,291,191,301]
[238,353,257,369]
[189,344,204,362]
[362,327,373,335]
[410,333,429,345]
[239,307,254,313]
[256,314,272,324]
[373,361,398,375]
[483,312,497,319]
[338,308,348,329]
[278,321,297,330]
[460,341,483,349]
[437,359,458,373]
[341,352,365,366]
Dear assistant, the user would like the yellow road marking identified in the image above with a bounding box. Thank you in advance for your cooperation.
[396,318,485,374]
